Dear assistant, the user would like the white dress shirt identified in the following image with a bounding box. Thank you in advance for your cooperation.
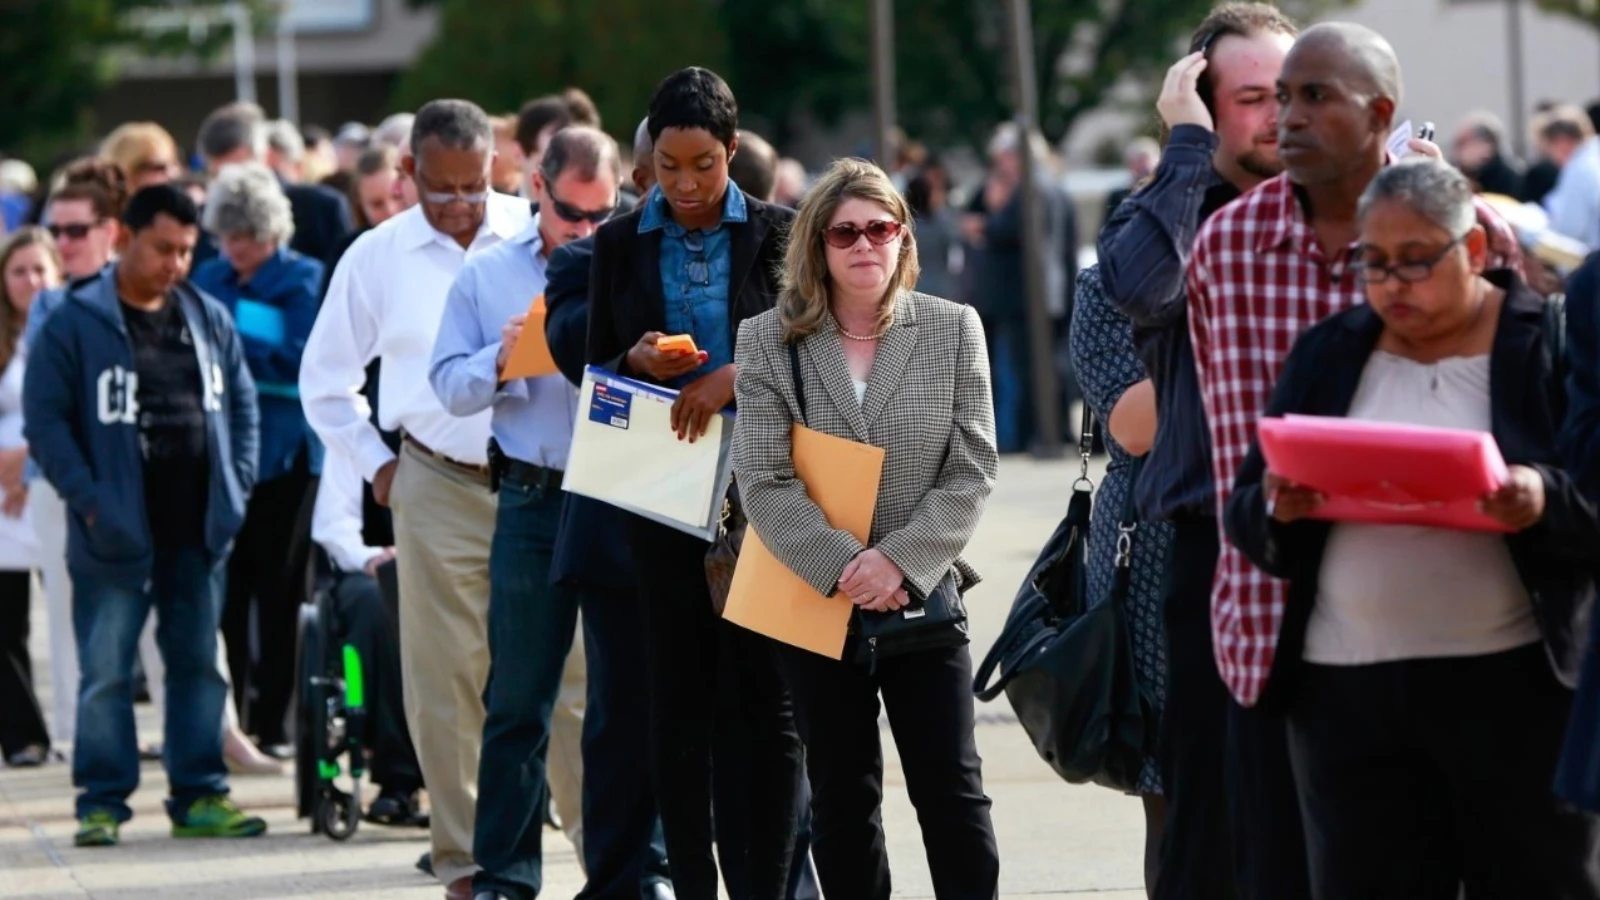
[300,195,532,479]
[311,447,383,574]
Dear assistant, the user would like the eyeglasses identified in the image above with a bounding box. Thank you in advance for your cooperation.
[47,222,100,242]
[1352,235,1466,285]
[821,219,904,250]
[416,168,490,206]
[546,183,616,225]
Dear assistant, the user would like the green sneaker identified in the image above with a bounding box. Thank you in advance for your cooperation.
[75,811,120,847]
[171,795,267,839]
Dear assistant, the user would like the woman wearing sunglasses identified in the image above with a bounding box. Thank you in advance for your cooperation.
[731,157,1001,899]
[585,67,803,900]
[1226,158,1600,899]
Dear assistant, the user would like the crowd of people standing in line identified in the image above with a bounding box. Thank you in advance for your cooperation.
[2,3,1600,900]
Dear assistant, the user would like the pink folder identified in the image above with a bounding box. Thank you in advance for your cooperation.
[1255,414,1513,533]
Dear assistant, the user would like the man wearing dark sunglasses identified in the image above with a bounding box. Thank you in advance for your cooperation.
[429,124,643,900]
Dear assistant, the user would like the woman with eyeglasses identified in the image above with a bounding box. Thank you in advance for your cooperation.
[730,157,1001,899]
[1226,158,1600,899]
[586,67,803,900]
[0,226,61,767]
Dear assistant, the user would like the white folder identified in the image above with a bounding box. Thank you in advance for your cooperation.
[562,365,734,541]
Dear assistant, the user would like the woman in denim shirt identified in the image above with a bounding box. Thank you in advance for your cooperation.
[192,162,324,758]
[586,68,804,900]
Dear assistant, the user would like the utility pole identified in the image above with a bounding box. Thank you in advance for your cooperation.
[870,0,897,167]
[276,0,300,124]
[1507,0,1527,158]
[228,2,256,104]
[1003,0,1062,458]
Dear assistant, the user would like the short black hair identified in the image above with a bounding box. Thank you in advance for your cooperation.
[647,67,738,149]
[516,89,602,156]
[411,99,493,157]
[123,184,200,233]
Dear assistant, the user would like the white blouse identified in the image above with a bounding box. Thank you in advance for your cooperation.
[0,347,38,571]
[1306,351,1539,665]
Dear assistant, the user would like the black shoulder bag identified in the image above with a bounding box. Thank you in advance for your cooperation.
[785,341,970,673]
[969,405,1150,792]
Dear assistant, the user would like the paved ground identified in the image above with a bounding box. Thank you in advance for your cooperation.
[0,454,1150,899]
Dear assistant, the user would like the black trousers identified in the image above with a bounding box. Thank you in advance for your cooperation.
[625,517,803,900]
[1226,695,1311,900]
[329,570,421,793]
[1289,644,1600,900]
[1153,517,1235,900]
[776,641,999,900]
[223,459,316,743]
[0,569,48,756]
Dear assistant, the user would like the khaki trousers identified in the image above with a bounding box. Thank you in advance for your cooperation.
[390,443,495,886]
[550,623,586,864]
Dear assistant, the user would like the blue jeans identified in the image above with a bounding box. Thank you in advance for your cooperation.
[989,317,1033,454]
[72,542,229,822]
[475,475,664,900]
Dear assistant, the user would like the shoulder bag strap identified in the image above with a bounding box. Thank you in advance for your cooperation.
[788,338,807,426]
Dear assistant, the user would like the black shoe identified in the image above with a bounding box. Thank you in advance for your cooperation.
[366,789,427,827]
[258,742,294,761]
[6,744,47,768]
[138,743,163,761]
[416,851,434,877]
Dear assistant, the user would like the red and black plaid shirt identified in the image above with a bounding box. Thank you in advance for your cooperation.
[1186,172,1522,706]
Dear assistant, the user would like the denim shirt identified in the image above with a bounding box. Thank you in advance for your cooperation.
[638,185,747,387]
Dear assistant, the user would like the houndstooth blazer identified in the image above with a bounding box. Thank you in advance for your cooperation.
[731,290,999,599]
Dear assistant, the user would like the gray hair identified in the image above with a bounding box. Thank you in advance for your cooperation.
[410,101,491,157]
[196,102,268,164]
[266,119,305,162]
[539,126,621,185]
[202,162,295,244]
[1357,158,1475,237]
[373,112,415,149]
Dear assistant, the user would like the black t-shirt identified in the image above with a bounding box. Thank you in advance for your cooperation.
[123,299,209,546]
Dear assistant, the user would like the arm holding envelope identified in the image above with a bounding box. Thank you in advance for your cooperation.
[731,325,868,597]
[873,307,1000,598]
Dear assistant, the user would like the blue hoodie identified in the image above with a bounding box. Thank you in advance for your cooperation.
[22,265,259,588]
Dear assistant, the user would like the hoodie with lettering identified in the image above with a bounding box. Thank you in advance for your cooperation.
[22,264,258,589]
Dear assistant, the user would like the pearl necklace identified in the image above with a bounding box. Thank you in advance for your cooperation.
[837,323,889,341]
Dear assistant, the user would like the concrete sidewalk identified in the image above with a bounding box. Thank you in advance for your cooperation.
[0,456,1150,899]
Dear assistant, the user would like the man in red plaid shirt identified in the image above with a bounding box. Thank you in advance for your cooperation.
[1185,21,1521,895]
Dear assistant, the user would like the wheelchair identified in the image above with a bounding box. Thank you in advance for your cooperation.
[294,581,369,841]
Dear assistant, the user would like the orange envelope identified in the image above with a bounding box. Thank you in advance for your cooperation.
[499,295,558,380]
[722,425,885,659]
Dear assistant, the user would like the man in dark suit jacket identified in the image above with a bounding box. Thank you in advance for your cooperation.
[194,104,353,266]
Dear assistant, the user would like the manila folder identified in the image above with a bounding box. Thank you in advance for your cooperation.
[723,424,884,659]
[499,295,558,381]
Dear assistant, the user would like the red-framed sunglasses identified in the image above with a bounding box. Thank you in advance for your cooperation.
[822,219,904,249]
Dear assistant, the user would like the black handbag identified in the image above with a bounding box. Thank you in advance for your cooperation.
[784,341,969,671]
[970,408,1151,792]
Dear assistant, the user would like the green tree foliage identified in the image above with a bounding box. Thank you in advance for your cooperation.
[396,0,1354,152]
[1536,0,1600,30]
[0,0,242,160]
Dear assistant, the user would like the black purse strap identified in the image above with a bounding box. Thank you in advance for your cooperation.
[788,339,807,426]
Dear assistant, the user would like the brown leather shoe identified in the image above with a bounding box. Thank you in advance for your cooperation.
[445,877,473,900]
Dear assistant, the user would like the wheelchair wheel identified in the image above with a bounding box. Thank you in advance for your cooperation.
[295,602,328,826]
[319,785,361,842]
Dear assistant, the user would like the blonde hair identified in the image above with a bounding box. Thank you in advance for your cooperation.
[0,227,62,373]
[779,158,919,341]
[100,122,180,183]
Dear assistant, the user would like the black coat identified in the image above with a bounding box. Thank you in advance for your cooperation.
[586,191,794,380]
[284,181,355,264]
[543,235,638,591]
[1225,270,1600,700]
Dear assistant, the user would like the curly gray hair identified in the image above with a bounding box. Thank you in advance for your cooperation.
[202,162,295,244]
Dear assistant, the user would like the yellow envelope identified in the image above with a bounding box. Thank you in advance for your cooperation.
[499,295,558,380]
[723,425,885,659]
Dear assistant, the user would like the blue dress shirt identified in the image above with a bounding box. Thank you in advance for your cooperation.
[638,185,746,387]
[429,216,577,470]
[192,246,324,482]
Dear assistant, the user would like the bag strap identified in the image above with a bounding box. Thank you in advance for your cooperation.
[1544,293,1568,422]
[788,339,807,426]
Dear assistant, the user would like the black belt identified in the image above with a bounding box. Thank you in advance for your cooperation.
[501,458,564,491]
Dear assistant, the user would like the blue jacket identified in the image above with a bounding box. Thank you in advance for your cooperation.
[192,248,323,482]
[22,265,259,587]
